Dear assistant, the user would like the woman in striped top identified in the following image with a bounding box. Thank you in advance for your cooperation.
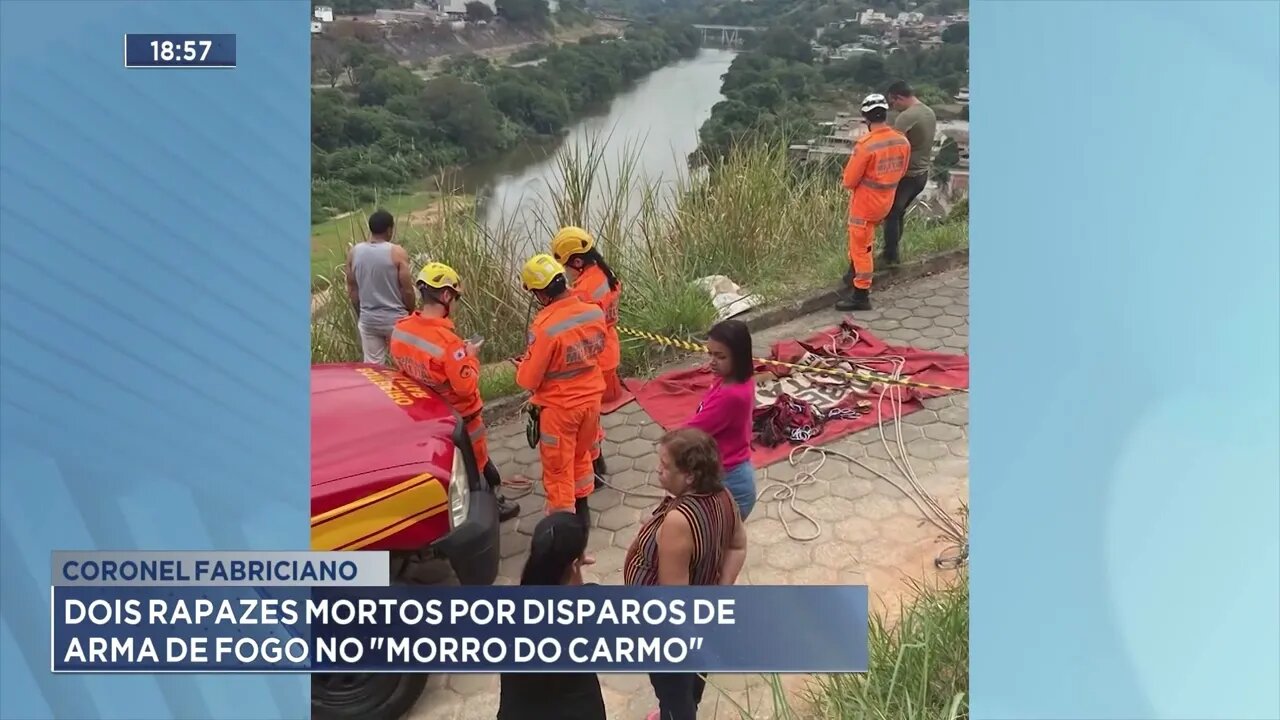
[623,427,749,720]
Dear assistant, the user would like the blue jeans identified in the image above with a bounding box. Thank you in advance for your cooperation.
[723,460,757,519]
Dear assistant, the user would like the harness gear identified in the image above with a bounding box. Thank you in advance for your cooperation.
[525,404,540,449]
[752,394,827,448]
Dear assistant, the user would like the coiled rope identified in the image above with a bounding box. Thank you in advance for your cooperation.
[502,327,968,570]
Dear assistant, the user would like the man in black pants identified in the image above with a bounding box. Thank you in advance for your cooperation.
[882,81,938,266]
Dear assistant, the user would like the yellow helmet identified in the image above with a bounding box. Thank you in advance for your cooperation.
[550,226,595,264]
[416,262,462,293]
[521,254,566,291]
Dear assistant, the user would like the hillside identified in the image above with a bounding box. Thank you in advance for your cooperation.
[312,16,623,77]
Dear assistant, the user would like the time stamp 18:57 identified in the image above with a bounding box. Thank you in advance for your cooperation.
[124,34,237,68]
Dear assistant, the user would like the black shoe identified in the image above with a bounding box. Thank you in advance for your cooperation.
[593,456,608,476]
[835,289,872,312]
[878,253,900,268]
[496,493,520,522]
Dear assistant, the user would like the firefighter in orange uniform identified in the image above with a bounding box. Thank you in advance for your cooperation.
[837,93,913,312]
[389,262,520,522]
[513,254,608,554]
[550,226,622,490]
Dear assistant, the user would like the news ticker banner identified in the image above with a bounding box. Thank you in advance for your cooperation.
[52,552,869,674]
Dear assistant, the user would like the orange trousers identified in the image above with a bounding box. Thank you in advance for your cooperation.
[591,369,624,461]
[539,401,601,512]
[848,218,877,290]
[464,413,491,471]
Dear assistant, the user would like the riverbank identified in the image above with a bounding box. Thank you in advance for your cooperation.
[310,189,472,287]
[310,138,970,400]
[311,21,704,224]
[311,46,736,291]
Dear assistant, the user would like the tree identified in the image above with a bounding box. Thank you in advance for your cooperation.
[496,0,550,26]
[758,26,814,64]
[357,65,421,106]
[941,22,969,45]
[417,75,507,157]
[313,41,345,88]
[464,1,495,21]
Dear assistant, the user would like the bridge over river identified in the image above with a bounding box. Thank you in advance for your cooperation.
[589,13,764,46]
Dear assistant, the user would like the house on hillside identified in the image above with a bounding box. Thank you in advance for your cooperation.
[314,5,334,22]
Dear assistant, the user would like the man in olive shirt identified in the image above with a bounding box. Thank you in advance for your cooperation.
[882,81,938,266]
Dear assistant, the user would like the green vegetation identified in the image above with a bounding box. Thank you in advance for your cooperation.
[697,573,969,720]
[695,22,969,162]
[310,22,702,223]
[809,573,969,720]
[310,136,969,401]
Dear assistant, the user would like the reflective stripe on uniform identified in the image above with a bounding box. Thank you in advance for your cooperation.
[545,306,604,337]
[849,216,868,226]
[391,330,444,358]
[854,272,874,281]
[468,424,486,440]
[545,366,591,380]
[574,474,594,492]
[866,138,909,152]
[591,282,609,301]
[539,433,559,447]
[859,178,898,190]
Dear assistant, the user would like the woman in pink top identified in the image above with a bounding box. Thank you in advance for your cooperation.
[685,320,757,519]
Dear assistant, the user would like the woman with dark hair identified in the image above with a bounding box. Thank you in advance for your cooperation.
[684,319,758,518]
[497,512,607,720]
[624,428,748,720]
[551,226,624,488]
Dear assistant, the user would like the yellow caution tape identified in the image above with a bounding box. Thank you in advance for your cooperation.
[616,325,969,394]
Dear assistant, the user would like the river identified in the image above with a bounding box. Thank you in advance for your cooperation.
[441,47,737,252]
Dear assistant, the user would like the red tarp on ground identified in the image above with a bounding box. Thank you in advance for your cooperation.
[601,386,636,415]
[623,322,970,468]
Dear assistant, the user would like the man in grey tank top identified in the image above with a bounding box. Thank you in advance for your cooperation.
[345,210,415,365]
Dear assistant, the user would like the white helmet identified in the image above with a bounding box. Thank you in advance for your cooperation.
[860,93,890,114]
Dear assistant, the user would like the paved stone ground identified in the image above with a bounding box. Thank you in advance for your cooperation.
[410,266,969,720]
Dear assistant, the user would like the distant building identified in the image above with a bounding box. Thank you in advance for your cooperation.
[858,9,889,25]
[375,6,437,22]
[955,87,970,105]
[439,0,498,17]
[314,6,334,22]
[311,20,323,33]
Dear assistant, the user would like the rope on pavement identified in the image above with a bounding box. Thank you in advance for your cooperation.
[616,325,969,394]
[503,324,968,569]
[756,348,969,568]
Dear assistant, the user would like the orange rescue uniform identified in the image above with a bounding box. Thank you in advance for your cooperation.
[570,264,622,460]
[388,314,492,470]
[515,296,608,512]
[842,125,912,290]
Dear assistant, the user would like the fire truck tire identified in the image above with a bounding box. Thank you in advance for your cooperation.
[311,554,457,720]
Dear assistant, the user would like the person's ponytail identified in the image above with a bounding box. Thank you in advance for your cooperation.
[583,249,620,292]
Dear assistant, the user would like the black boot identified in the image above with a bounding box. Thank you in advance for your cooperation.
[835,288,872,312]
[496,492,520,522]
[593,456,607,489]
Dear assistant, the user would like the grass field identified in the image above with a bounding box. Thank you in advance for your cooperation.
[310,189,468,290]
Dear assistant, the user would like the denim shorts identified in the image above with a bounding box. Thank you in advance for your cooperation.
[723,460,757,520]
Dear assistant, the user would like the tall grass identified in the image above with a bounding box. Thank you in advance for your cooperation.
[310,135,970,396]
[805,573,969,720]
[706,574,968,720]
